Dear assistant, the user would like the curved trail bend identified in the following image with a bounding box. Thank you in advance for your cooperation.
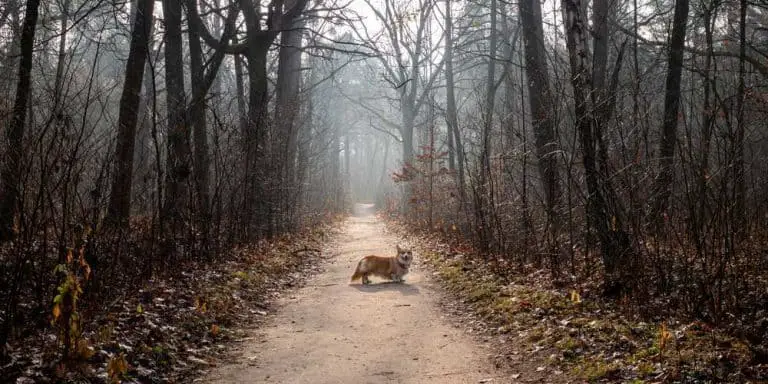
[205,213,502,383]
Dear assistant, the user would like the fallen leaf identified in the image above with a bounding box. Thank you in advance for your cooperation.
[188,356,210,366]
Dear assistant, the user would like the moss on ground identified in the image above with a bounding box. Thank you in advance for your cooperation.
[415,238,763,383]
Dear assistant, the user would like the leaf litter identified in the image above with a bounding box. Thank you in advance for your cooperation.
[386,218,768,383]
[1,222,341,383]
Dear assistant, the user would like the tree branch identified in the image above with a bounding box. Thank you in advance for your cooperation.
[616,23,768,78]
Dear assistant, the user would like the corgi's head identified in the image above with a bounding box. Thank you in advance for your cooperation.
[396,245,413,266]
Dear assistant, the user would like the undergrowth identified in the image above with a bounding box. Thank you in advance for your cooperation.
[392,220,767,383]
[2,219,341,383]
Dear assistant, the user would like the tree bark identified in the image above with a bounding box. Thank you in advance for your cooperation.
[241,0,276,236]
[518,0,561,229]
[106,0,154,226]
[482,0,497,180]
[275,0,305,230]
[161,0,191,233]
[650,0,690,222]
[233,35,248,137]
[696,4,715,235]
[734,0,746,230]
[187,0,211,228]
[0,0,41,240]
[444,0,466,204]
[332,123,342,211]
[475,0,498,248]
[562,0,631,296]
[53,0,70,113]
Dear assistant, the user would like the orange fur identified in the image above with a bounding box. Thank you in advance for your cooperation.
[350,246,413,284]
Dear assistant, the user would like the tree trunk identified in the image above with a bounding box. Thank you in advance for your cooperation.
[650,0,690,222]
[0,0,41,240]
[518,0,561,230]
[296,52,322,219]
[482,0,497,180]
[136,37,157,215]
[592,0,609,96]
[53,0,70,112]
[401,105,416,214]
[233,36,248,137]
[275,0,305,230]
[106,0,154,226]
[241,0,273,236]
[401,105,415,169]
[331,123,342,211]
[562,0,631,296]
[161,0,190,233]
[345,133,351,201]
[475,0,498,249]
[444,0,466,204]
[696,5,715,236]
[187,0,211,229]
[734,0,746,231]
[446,121,456,171]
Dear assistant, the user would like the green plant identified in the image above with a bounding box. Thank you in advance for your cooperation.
[52,225,93,361]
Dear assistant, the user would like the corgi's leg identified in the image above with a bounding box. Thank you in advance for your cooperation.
[362,274,370,285]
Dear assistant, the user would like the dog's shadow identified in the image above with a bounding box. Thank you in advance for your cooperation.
[350,281,420,296]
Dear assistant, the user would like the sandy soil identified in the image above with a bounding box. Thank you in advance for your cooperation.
[204,213,506,384]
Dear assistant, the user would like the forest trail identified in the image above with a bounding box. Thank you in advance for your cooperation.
[204,209,504,383]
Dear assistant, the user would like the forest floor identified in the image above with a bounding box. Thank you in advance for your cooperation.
[3,219,340,383]
[203,211,564,383]
[388,223,767,383]
[9,208,762,382]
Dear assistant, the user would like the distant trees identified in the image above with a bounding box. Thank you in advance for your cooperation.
[354,0,445,211]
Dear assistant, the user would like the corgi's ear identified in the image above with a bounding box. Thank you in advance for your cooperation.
[396,244,402,252]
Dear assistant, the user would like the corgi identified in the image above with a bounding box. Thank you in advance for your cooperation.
[350,245,413,284]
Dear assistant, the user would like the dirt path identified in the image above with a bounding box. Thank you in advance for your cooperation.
[204,213,504,384]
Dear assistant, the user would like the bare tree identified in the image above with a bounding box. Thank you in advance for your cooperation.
[161,0,190,234]
[106,0,155,225]
[187,0,212,233]
[474,0,499,249]
[650,0,690,222]
[518,0,562,233]
[0,0,41,240]
[734,0,747,230]
[561,0,631,294]
[274,0,307,231]
[444,0,466,203]
[353,0,445,212]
